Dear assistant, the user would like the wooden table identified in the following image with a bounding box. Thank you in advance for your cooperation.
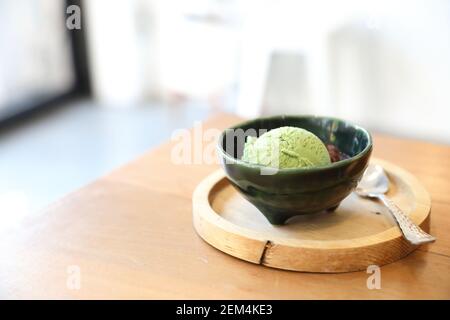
[1,113,449,299]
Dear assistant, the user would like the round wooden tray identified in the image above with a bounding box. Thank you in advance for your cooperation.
[192,158,432,273]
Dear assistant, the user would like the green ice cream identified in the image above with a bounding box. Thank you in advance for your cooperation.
[242,126,331,169]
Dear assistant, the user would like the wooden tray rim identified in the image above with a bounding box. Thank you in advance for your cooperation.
[192,158,431,250]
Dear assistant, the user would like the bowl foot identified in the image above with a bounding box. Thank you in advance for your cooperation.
[263,213,292,225]
[326,203,341,212]
[257,203,341,225]
[256,206,292,225]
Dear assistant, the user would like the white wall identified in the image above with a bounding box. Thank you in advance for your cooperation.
[237,0,450,143]
[328,0,450,143]
[83,0,450,143]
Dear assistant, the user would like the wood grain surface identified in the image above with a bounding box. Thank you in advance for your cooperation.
[0,113,449,299]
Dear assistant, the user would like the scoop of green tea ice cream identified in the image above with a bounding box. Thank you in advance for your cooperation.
[241,126,331,169]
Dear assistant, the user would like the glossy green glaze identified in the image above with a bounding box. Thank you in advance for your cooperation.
[217,115,373,225]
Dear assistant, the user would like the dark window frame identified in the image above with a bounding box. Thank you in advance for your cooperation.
[0,0,91,126]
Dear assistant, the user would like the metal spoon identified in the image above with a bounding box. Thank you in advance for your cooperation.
[356,164,436,245]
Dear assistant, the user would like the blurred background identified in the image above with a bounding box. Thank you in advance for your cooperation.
[1,0,449,221]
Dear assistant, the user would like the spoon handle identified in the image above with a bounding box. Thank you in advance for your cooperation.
[378,194,436,245]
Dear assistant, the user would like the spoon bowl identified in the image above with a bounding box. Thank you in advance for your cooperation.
[356,164,436,245]
[356,164,389,197]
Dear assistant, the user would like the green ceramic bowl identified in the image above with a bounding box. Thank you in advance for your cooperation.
[217,115,373,225]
